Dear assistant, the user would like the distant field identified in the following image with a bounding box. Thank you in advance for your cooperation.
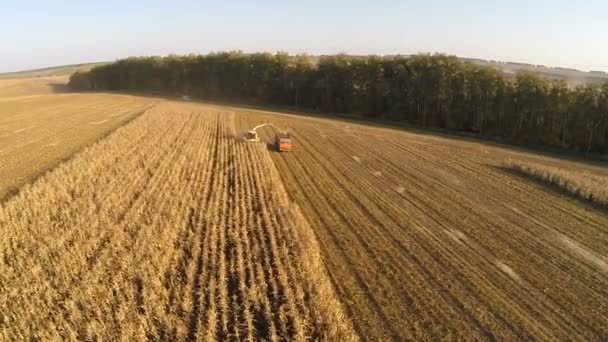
[0,78,607,340]
[0,93,156,200]
[0,62,105,80]
[462,58,608,86]
[0,76,70,98]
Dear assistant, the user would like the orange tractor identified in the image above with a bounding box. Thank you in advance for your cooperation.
[244,123,292,152]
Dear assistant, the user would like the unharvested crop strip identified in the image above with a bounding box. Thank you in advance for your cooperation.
[0,103,356,341]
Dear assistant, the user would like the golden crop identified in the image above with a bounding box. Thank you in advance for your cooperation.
[1,84,607,340]
[0,103,356,340]
[505,158,608,207]
[0,93,155,200]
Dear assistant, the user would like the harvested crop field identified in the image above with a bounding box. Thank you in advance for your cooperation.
[1,95,608,340]
[233,106,608,340]
[0,76,70,98]
[0,94,156,200]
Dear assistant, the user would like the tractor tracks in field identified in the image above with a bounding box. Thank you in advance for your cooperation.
[293,127,531,339]
[236,111,608,340]
[359,129,608,337]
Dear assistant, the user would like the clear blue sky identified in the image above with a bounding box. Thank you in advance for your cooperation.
[1,0,607,73]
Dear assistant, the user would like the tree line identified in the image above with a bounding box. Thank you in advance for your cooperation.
[69,52,608,153]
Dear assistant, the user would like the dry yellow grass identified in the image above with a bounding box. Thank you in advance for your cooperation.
[0,93,156,200]
[0,102,356,340]
[504,158,608,207]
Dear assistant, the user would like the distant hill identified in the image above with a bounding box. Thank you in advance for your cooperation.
[460,58,608,86]
[315,54,608,87]
[0,62,107,80]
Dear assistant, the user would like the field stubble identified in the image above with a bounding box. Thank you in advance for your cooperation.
[234,106,608,340]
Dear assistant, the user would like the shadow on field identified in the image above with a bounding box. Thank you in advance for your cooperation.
[48,82,71,93]
[496,165,608,214]
[265,143,281,153]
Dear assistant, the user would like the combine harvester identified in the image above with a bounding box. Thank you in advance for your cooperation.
[244,123,292,152]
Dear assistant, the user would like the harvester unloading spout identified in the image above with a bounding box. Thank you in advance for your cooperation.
[244,123,292,152]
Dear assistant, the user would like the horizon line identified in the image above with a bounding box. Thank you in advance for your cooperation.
[1,51,607,75]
